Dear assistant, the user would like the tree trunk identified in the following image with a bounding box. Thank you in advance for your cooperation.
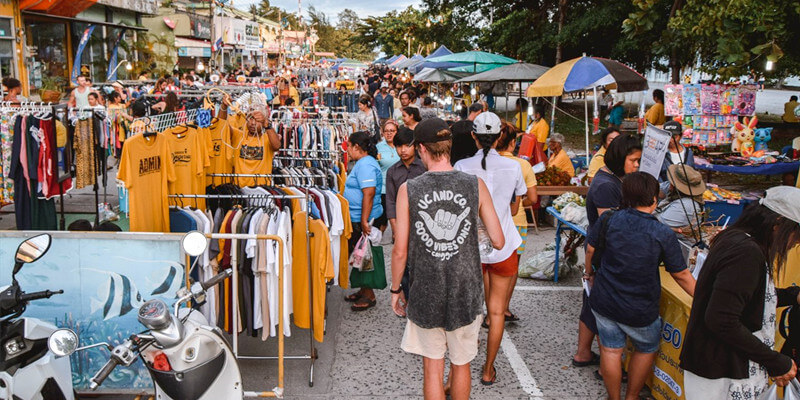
[555,0,568,65]
[670,48,681,84]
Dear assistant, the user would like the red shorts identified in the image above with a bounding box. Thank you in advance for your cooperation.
[482,253,519,277]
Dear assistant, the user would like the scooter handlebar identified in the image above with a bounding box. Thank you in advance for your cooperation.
[89,357,119,390]
[201,269,232,291]
[19,290,63,302]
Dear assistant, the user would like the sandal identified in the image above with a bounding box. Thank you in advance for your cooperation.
[344,292,363,302]
[594,369,628,383]
[351,297,376,311]
[504,312,520,322]
[480,366,497,386]
[571,351,600,367]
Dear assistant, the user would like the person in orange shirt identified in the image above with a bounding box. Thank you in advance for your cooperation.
[528,105,550,150]
[645,89,666,126]
[219,95,281,187]
[547,133,576,178]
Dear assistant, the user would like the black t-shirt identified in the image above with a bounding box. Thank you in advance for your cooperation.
[368,81,380,96]
[449,120,478,166]
[586,169,622,226]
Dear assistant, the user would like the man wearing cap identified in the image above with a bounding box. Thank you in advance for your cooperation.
[659,120,695,184]
[391,118,504,399]
[657,164,706,250]
[375,82,394,127]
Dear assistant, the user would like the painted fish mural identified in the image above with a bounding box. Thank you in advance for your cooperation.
[147,262,185,297]
[84,269,145,320]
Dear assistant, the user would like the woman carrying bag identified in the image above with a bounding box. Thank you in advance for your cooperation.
[344,131,386,311]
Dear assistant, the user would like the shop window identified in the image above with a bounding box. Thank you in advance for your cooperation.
[26,21,69,94]
[0,18,14,80]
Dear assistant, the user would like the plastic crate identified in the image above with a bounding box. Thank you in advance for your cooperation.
[705,199,751,225]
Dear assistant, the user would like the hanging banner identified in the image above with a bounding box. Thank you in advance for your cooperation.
[640,124,671,179]
[71,24,95,85]
[106,28,127,81]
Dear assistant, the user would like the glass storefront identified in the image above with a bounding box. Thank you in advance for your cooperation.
[25,20,68,93]
[0,17,15,80]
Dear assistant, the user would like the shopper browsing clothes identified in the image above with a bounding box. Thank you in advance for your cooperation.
[375,120,401,236]
[585,172,695,400]
[573,134,642,376]
[681,186,800,399]
[390,118,504,400]
[344,131,384,311]
[454,112,527,386]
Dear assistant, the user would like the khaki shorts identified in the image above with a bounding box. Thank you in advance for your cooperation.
[400,315,482,365]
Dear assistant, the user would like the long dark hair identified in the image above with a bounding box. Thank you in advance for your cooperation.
[605,134,642,177]
[712,203,800,277]
[474,133,500,170]
[349,130,379,158]
[164,91,179,113]
[402,106,421,123]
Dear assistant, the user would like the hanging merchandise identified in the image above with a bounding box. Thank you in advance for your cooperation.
[117,132,175,232]
[72,118,98,189]
[164,125,210,209]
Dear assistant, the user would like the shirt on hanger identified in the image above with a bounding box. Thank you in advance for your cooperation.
[203,118,235,186]
[232,132,276,187]
[164,126,209,209]
[118,133,176,232]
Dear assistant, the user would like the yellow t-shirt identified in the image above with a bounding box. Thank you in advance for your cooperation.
[204,118,235,186]
[514,111,529,131]
[289,86,300,106]
[529,118,550,149]
[232,131,275,187]
[645,102,666,126]
[163,126,209,209]
[500,152,537,227]
[549,149,575,177]
[292,211,310,329]
[118,133,175,232]
[292,214,335,342]
[336,194,352,288]
[783,101,799,123]
[587,147,606,179]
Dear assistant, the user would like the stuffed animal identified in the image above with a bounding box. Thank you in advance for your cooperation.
[753,127,772,152]
[731,117,757,155]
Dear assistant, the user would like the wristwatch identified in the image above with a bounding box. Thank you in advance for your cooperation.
[390,285,403,294]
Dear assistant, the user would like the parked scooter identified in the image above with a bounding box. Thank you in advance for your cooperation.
[49,231,244,400]
[0,233,72,400]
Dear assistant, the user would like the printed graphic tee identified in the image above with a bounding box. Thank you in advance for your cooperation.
[164,126,209,208]
[203,118,234,186]
[232,131,275,187]
[118,133,175,232]
[405,170,483,331]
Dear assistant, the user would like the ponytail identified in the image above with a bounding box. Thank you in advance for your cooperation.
[349,130,379,158]
[475,133,500,170]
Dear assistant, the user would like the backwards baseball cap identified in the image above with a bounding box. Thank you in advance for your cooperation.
[760,186,800,225]
[380,81,389,88]
[414,118,452,144]
[663,120,683,136]
[473,112,502,135]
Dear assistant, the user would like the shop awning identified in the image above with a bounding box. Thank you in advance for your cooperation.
[21,11,148,31]
[20,0,96,18]
[175,37,211,58]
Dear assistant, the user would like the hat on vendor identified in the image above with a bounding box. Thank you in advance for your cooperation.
[663,120,682,137]
[667,164,706,198]
[760,186,800,225]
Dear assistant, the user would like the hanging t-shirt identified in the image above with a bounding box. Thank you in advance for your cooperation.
[203,118,234,186]
[164,126,209,209]
[118,133,176,232]
[232,132,276,187]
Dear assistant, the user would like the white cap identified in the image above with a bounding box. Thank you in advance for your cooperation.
[381,81,389,88]
[760,186,800,225]
[473,112,502,135]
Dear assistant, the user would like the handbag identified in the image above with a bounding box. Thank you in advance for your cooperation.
[780,303,800,367]
[372,107,382,138]
[349,242,387,290]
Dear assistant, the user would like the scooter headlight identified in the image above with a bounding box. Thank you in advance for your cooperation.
[4,338,24,356]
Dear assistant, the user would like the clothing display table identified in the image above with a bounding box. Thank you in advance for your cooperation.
[545,206,586,282]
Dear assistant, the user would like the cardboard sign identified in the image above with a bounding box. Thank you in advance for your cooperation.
[640,124,671,179]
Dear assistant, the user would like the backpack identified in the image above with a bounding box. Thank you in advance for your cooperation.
[780,303,800,365]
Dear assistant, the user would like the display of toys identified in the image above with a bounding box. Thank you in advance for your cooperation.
[731,117,757,155]
[753,127,772,151]
[720,86,738,115]
[665,85,683,116]
[682,84,702,115]
[701,84,721,115]
[736,85,757,116]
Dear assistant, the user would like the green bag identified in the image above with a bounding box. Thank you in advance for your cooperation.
[349,245,387,289]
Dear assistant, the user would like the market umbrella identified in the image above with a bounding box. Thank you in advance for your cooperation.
[411,45,462,73]
[457,62,551,130]
[415,68,471,83]
[427,50,517,73]
[447,63,508,73]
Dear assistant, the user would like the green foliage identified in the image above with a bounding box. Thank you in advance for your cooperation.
[305,7,374,61]
[119,33,177,78]
[254,0,300,30]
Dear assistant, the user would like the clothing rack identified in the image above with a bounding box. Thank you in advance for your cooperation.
[130,108,200,136]
[169,174,331,387]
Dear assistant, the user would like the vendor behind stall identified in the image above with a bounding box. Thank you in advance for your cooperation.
[547,133,575,178]
[659,120,695,185]
[656,164,706,249]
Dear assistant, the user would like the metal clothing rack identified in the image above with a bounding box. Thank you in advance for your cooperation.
[168,173,333,388]
[130,108,200,136]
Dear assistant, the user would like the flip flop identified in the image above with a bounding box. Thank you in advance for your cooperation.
[480,366,497,386]
[594,369,628,383]
[571,351,600,367]
[344,292,363,302]
[351,298,376,311]
[504,312,520,322]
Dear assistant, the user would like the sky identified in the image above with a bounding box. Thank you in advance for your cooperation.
[234,0,422,22]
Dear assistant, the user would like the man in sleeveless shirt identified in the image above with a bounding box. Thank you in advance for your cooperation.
[390,118,505,399]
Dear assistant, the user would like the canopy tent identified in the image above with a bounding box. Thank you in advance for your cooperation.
[410,46,463,73]
[524,56,649,165]
[415,68,471,83]
[332,59,368,70]
[389,55,408,67]
[448,63,508,73]
[428,45,453,59]
[427,50,517,73]
[394,54,425,70]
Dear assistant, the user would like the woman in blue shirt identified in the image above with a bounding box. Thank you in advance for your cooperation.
[344,130,384,311]
[375,120,400,232]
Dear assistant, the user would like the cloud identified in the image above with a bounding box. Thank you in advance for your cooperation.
[236,0,422,21]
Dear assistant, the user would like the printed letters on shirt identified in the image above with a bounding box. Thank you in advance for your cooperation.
[415,189,471,261]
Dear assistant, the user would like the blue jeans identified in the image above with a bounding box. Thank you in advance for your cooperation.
[592,310,661,353]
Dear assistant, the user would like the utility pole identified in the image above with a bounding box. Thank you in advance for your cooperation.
[210,0,216,72]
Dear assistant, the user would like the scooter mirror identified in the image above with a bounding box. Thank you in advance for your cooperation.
[14,234,52,273]
[181,231,207,257]
[48,329,79,358]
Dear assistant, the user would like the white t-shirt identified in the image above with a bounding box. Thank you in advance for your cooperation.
[669,150,686,166]
[454,148,527,264]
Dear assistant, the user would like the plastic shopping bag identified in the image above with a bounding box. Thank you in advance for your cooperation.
[348,235,373,272]
[757,379,800,400]
[758,384,778,400]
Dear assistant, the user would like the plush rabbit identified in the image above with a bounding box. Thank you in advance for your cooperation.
[753,127,772,152]
[731,117,757,154]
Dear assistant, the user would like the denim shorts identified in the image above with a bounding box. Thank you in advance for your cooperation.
[592,310,661,353]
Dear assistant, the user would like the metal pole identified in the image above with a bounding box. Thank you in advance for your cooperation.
[232,237,239,356]
[584,90,590,166]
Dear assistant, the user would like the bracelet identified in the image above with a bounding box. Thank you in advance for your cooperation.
[583,271,594,277]
[390,285,402,294]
